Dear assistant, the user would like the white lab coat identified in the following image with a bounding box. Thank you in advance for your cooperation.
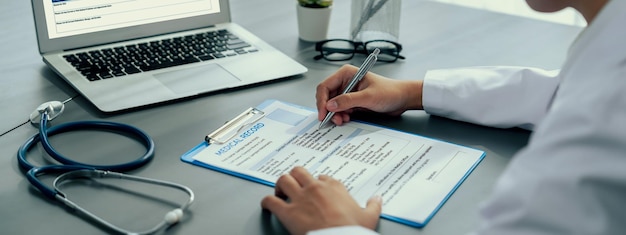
[310,0,626,234]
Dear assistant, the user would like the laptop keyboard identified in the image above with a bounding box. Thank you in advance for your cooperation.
[62,29,258,81]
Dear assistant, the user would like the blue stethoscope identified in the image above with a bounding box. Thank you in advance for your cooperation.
[17,101,194,234]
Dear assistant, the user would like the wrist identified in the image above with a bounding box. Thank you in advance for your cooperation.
[402,80,424,110]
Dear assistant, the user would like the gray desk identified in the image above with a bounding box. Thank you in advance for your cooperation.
[0,0,582,234]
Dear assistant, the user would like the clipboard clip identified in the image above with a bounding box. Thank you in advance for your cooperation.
[205,107,265,144]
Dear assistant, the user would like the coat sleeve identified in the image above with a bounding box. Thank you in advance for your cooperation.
[422,66,560,130]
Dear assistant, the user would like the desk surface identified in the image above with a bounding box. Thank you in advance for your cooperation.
[0,0,582,234]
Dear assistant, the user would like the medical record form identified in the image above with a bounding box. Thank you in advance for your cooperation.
[181,99,485,227]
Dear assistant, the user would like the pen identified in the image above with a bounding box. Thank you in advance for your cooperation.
[318,48,380,130]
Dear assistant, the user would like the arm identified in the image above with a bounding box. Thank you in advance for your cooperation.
[423,66,560,130]
[317,65,559,130]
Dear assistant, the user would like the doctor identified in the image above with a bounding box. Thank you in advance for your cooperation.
[261,0,626,234]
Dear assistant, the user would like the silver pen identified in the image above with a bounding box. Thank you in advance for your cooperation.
[318,48,380,129]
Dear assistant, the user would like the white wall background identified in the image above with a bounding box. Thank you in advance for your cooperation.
[432,0,586,26]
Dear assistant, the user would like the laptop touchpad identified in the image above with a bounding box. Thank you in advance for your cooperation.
[154,64,241,94]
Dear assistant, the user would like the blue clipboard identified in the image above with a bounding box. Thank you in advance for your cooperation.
[181,99,486,228]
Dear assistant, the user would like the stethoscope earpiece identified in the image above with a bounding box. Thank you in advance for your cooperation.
[29,101,65,126]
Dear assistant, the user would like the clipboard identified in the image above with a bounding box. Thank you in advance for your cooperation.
[205,107,265,144]
[181,99,486,228]
[180,105,276,187]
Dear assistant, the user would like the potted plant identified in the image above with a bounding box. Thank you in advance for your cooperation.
[298,0,332,8]
[296,0,333,42]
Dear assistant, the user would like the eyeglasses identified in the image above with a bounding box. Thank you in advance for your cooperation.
[314,39,405,62]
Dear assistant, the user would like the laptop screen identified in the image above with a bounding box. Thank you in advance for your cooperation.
[44,0,221,39]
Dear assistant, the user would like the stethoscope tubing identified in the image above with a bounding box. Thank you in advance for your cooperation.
[16,111,194,234]
[17,112,155,199]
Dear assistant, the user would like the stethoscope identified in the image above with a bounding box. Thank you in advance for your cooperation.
[17,100,195,234]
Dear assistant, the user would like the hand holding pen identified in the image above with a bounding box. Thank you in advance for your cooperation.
[318,48,380,129]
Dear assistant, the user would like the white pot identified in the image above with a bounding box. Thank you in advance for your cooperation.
[296,4,332,42]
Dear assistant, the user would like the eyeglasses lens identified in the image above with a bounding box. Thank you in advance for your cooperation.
[321,40,355,61]
[365,41,399,62]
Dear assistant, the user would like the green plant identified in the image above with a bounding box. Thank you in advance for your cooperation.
[298,0,332,8]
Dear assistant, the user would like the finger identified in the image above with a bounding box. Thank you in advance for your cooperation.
[331,64,359,89]
[261,195,289,214]
[315,71,346,112]
[330,90,376,114]
[316,65,359,120]
[274,186,288,200]
[332,113,345,126]
[316,84,331,121]
[364,195,383,218]
[341,112,351,124]
[318,174,332,181]
[274,173,302,198]
[318,175,345,188]
[289,166,317,187]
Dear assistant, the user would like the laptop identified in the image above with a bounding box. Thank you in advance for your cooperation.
[31,0,307,112]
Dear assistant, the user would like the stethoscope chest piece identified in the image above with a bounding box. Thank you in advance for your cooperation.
[52,169,194,234]
[29,101,64,126]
